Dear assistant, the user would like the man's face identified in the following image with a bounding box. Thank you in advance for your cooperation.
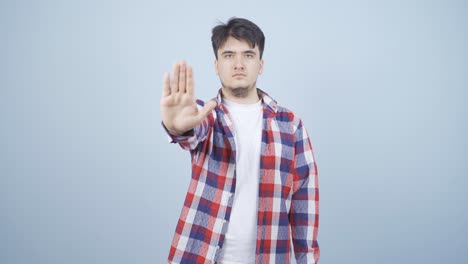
[215,36,263,97]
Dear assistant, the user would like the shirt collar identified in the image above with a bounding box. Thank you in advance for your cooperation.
[214,88,278,114]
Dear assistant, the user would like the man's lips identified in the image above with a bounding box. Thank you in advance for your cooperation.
[232,73,246,78]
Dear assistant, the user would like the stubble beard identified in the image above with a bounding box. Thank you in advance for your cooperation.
[222,82,257,98]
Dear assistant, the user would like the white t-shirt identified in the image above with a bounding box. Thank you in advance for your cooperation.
[218,98,263,264]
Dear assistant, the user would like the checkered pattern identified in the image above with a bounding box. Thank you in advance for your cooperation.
[164,89,319,264]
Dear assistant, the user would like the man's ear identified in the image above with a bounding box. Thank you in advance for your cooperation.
[214,59,219,75]
[259,59,264,75]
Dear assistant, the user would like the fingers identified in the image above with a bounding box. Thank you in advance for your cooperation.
[179,62,186,93]
[186,65,194,95]
[170,61,192,94]
[162,72,170,96]
[197,101,217,121]
[171,63,180,94]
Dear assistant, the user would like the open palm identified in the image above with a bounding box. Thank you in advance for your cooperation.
[160,62,217,135]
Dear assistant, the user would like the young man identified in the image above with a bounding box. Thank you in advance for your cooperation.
[161,18,319,264]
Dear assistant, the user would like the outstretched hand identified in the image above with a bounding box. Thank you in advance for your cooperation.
[160,61,217,135]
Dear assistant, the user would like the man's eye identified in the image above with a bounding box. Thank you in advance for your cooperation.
[246,54,254,58]
[225,54,233,58]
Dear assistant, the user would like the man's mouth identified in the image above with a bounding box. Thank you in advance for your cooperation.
[233,74,246,78]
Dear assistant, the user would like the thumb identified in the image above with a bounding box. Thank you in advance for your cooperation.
[197,100,217,120]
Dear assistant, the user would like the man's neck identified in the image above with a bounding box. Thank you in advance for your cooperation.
[221,87,260,104]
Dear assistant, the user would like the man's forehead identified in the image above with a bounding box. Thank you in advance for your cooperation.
[219,37,258,52]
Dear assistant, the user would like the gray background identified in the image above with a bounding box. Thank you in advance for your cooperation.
[1,0,467,263]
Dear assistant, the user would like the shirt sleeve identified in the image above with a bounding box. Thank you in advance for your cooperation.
[289,120,320,264]
[161,101,214,151]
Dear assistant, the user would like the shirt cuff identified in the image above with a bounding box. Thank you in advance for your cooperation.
[161,122,195,143]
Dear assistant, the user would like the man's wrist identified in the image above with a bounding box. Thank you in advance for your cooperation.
[178,129,194,136]
[162,122,194,136]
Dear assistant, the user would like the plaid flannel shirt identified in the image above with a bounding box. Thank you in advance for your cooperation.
[165,89,319,264]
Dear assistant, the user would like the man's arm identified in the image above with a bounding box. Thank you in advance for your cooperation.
[289,120,320,264]
[160,61,217,150]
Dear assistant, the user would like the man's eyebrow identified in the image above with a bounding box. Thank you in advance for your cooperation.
[243,50,257,55]
[220,50,257,55]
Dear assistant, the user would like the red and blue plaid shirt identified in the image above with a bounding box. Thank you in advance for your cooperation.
[164,89,319,264]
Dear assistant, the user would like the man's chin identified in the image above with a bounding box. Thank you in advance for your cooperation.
[229,86,251,98]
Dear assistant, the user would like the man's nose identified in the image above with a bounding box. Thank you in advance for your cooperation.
[234,56,245,70]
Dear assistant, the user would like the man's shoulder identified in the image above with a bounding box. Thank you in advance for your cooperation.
[274,104,303,127]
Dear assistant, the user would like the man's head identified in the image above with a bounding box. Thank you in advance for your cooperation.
[211,18,265,60]
[211,18,265,101]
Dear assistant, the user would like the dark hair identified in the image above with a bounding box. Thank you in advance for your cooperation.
[211,17,265,59]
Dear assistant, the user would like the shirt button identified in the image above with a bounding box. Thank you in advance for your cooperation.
[228,193,233,197]
[223,219,227,224]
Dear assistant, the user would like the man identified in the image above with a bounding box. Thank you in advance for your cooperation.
[161,18,319,264]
